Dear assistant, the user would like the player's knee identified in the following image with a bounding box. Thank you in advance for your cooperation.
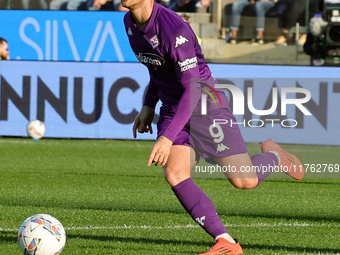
[164,172,179,187]
[163,166,189,187]
[232,178,258,189]
[164,171,181,187]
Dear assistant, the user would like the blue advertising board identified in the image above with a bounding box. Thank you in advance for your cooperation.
[0,10,136,62]
[0,60,152,139]
[0,61,340,145]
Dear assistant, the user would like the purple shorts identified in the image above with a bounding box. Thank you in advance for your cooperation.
[157,107,247,164]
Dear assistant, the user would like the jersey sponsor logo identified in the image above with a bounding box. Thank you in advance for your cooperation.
[175,35,189,48]
[135,52,165,66]
[216,143,229,153]
[178,56,197,72]
[149,35,160,49]
[195,216,206,226]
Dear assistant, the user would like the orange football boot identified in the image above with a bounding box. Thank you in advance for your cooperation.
[261,139,305,180]
[199,238,243,255]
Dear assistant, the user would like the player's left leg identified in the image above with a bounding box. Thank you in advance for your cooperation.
[214,139,305,189]
[261,139,305,180]
[214,151,279,189]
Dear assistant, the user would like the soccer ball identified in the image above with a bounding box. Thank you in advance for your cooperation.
[27,120,46,139]
[17,214,66,255]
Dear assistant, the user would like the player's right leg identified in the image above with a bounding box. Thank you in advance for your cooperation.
[164,145,229,236]
[164,145,242,254]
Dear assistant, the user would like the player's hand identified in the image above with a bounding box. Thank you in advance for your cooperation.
[148,136,173,167]
[133,106,155,138]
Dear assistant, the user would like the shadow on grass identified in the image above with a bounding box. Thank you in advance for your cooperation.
[0,231,17,244]
[2,230,339,254]
[1,198,340,224]
[67,233,211,246]
[67,233,212,254]
[243,243,340,255]
[265,179,340,185]
[66,233,340,255]
[219,211,340,223]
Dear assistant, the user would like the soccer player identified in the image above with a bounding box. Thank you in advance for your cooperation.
[0,37,10,60]
[120,0,305,254]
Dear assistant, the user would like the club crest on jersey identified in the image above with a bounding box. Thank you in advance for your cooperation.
[175,35,188,48]
[128,27,133,36]
[149,35,159,49]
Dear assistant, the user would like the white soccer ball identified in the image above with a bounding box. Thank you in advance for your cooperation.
[27,120,46,139]
[17,214,66,255]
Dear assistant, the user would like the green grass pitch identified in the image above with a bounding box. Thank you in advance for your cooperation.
[0,138,339,254]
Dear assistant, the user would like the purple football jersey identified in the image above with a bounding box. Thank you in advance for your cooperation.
[124,3,219,141]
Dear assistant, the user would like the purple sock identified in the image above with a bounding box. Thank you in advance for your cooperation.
[251,153,278,186]
[172,178,228,238]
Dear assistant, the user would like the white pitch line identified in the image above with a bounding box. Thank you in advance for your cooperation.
[65,222,340,230]
[0,139,151,147]
[0,139,35,144]
[1,222,338,233]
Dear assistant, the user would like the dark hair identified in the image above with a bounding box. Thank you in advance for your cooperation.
[0,37,8,45]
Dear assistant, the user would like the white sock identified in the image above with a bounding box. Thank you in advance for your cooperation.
[215,233,236,243]
[268,150,281,165]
